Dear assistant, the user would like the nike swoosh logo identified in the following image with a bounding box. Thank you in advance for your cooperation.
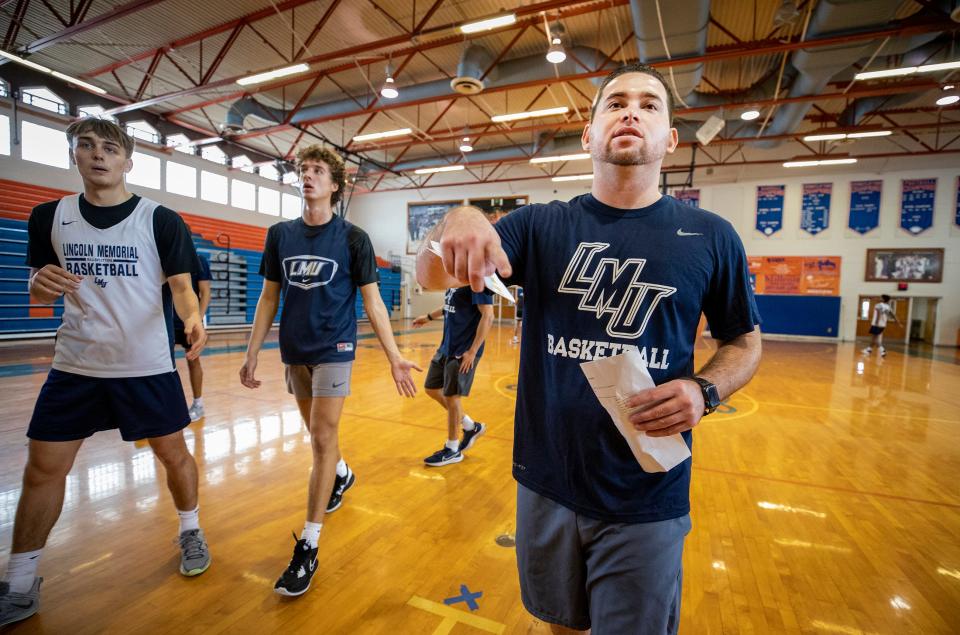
[61,220,78,225]
[308,558,317,572]
[676,229,703,236]
[332,381,346,388]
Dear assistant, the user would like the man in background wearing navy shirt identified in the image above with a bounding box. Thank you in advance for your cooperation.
[171,253,211,421]
[239,145,420,598]
[412,285,494,466]
[417,63,762,634]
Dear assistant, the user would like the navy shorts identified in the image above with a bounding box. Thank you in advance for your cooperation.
[28,369,190,442]
[173,327,190,350]
[868,325,884,335]
[516,484,690,633]
[424,351,478,397]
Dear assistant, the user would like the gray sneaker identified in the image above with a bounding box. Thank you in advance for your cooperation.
[0,577,41,626]
[178,529,211,576]
[188,403,205,422]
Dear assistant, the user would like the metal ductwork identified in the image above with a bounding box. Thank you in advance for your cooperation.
[223,46,615,134]
[738,0,940,148]
[378,134,586,175]
[629,0,709,102]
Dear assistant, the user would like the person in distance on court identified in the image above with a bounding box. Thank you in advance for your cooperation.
[412,282,494,467]
[416,63,762,634]
[168,251,212,421]
[862,294,900,357]
[239,145,420,598]
[1,118,209,628]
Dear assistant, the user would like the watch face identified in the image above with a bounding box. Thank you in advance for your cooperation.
[705,384,721,409]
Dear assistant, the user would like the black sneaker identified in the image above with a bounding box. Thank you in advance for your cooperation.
[458,422,486,453]
[326,466,356,513]
[274,534,319,597]
[424,446,463,467]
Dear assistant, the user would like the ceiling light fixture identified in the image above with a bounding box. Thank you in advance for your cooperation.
[740,109,761,121]
[380,62,399,99]
[783,157,858,168]
[846,130,892,138]
[544,17,566,64]
[551,174,594,181]
[459,136,474,153]
[0,49,107,95]
[854,60,960,81]
[352,128,413,142]
[459,13,516,33]
[803,130,891,141]
[491,106,569,123]
[936,94,959,106]
[414,165,466,174]
[236,63,310,86]
[529,152,591,164]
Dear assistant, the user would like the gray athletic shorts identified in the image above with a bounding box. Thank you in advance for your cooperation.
[285,362,353,398]
[516,483,691,634]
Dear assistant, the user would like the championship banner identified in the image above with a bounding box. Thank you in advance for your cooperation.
[673,189,700,208]
[800,183,831,235]
[748,256,841,296]
[756,185,785,236]
[900,178,936,235]
[848,180,881,235]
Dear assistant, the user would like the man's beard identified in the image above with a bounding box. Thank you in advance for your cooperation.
[595,135,667,166]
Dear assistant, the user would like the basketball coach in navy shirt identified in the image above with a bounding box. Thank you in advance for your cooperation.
[417,63,762,634]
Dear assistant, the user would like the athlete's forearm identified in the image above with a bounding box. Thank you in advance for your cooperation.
[169,274,201,325]
[198,281,212,316]
[364,291,402,364]
[467,310,494,354]
[696,328,762,401]
[245,289,279,358]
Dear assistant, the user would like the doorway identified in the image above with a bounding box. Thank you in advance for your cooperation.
[907,297,939,344]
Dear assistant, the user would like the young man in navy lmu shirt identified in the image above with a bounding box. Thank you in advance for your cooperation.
[240,145,420,598]
[417,63,762,634]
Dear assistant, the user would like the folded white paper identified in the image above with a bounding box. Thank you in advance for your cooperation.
[580,349,691,473]
[428,240,515,303]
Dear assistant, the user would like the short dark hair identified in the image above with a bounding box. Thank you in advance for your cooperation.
[295,145,346,206]
[65,117,135,158]
[590,62,674,124]
[881,294,891,302]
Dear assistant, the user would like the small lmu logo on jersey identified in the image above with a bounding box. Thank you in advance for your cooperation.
[282,255,338,290]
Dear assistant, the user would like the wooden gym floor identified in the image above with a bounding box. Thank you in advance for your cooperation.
[0,324,958,634]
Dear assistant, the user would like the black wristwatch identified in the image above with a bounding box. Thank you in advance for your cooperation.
[686,376,721,415]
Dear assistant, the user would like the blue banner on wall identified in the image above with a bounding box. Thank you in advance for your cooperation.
[955,176,959,227]
[900,178,936,235]
[801,183,831,235]
[848,180,881,234]
[756,185,785,236]
[673,189,700,208]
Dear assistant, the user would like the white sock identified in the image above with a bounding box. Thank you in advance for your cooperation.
[177,506,200,533]
[445,439,460,452]
[301,521,322,548]
[461,414,476,431]
[336,459,348,478]
[4,549,42,593]
[192,397,203,407]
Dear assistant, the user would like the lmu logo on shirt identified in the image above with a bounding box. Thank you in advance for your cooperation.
[558,242,676,338]
[282,255,339,290]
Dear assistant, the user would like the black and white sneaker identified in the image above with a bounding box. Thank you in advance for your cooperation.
[424,446,463,467]
[274,534,319,597]
[326,465,356,513]
[458,422,486,453]
[0,577,41,626]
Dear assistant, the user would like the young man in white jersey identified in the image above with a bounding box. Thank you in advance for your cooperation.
[863,294,900,357]
[239,145,420,597]
[1,118,210,627]
[417,63,762,633]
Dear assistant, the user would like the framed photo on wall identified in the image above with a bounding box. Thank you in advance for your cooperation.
[407,200,462,254]
[865,248,944,283]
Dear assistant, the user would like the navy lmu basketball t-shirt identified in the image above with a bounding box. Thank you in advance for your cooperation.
[438,286,494,358]
[495,193,760,523]
[260,215,378,365]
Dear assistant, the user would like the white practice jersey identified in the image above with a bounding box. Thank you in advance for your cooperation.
[871,301,894,328]
[51,194,173,377]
